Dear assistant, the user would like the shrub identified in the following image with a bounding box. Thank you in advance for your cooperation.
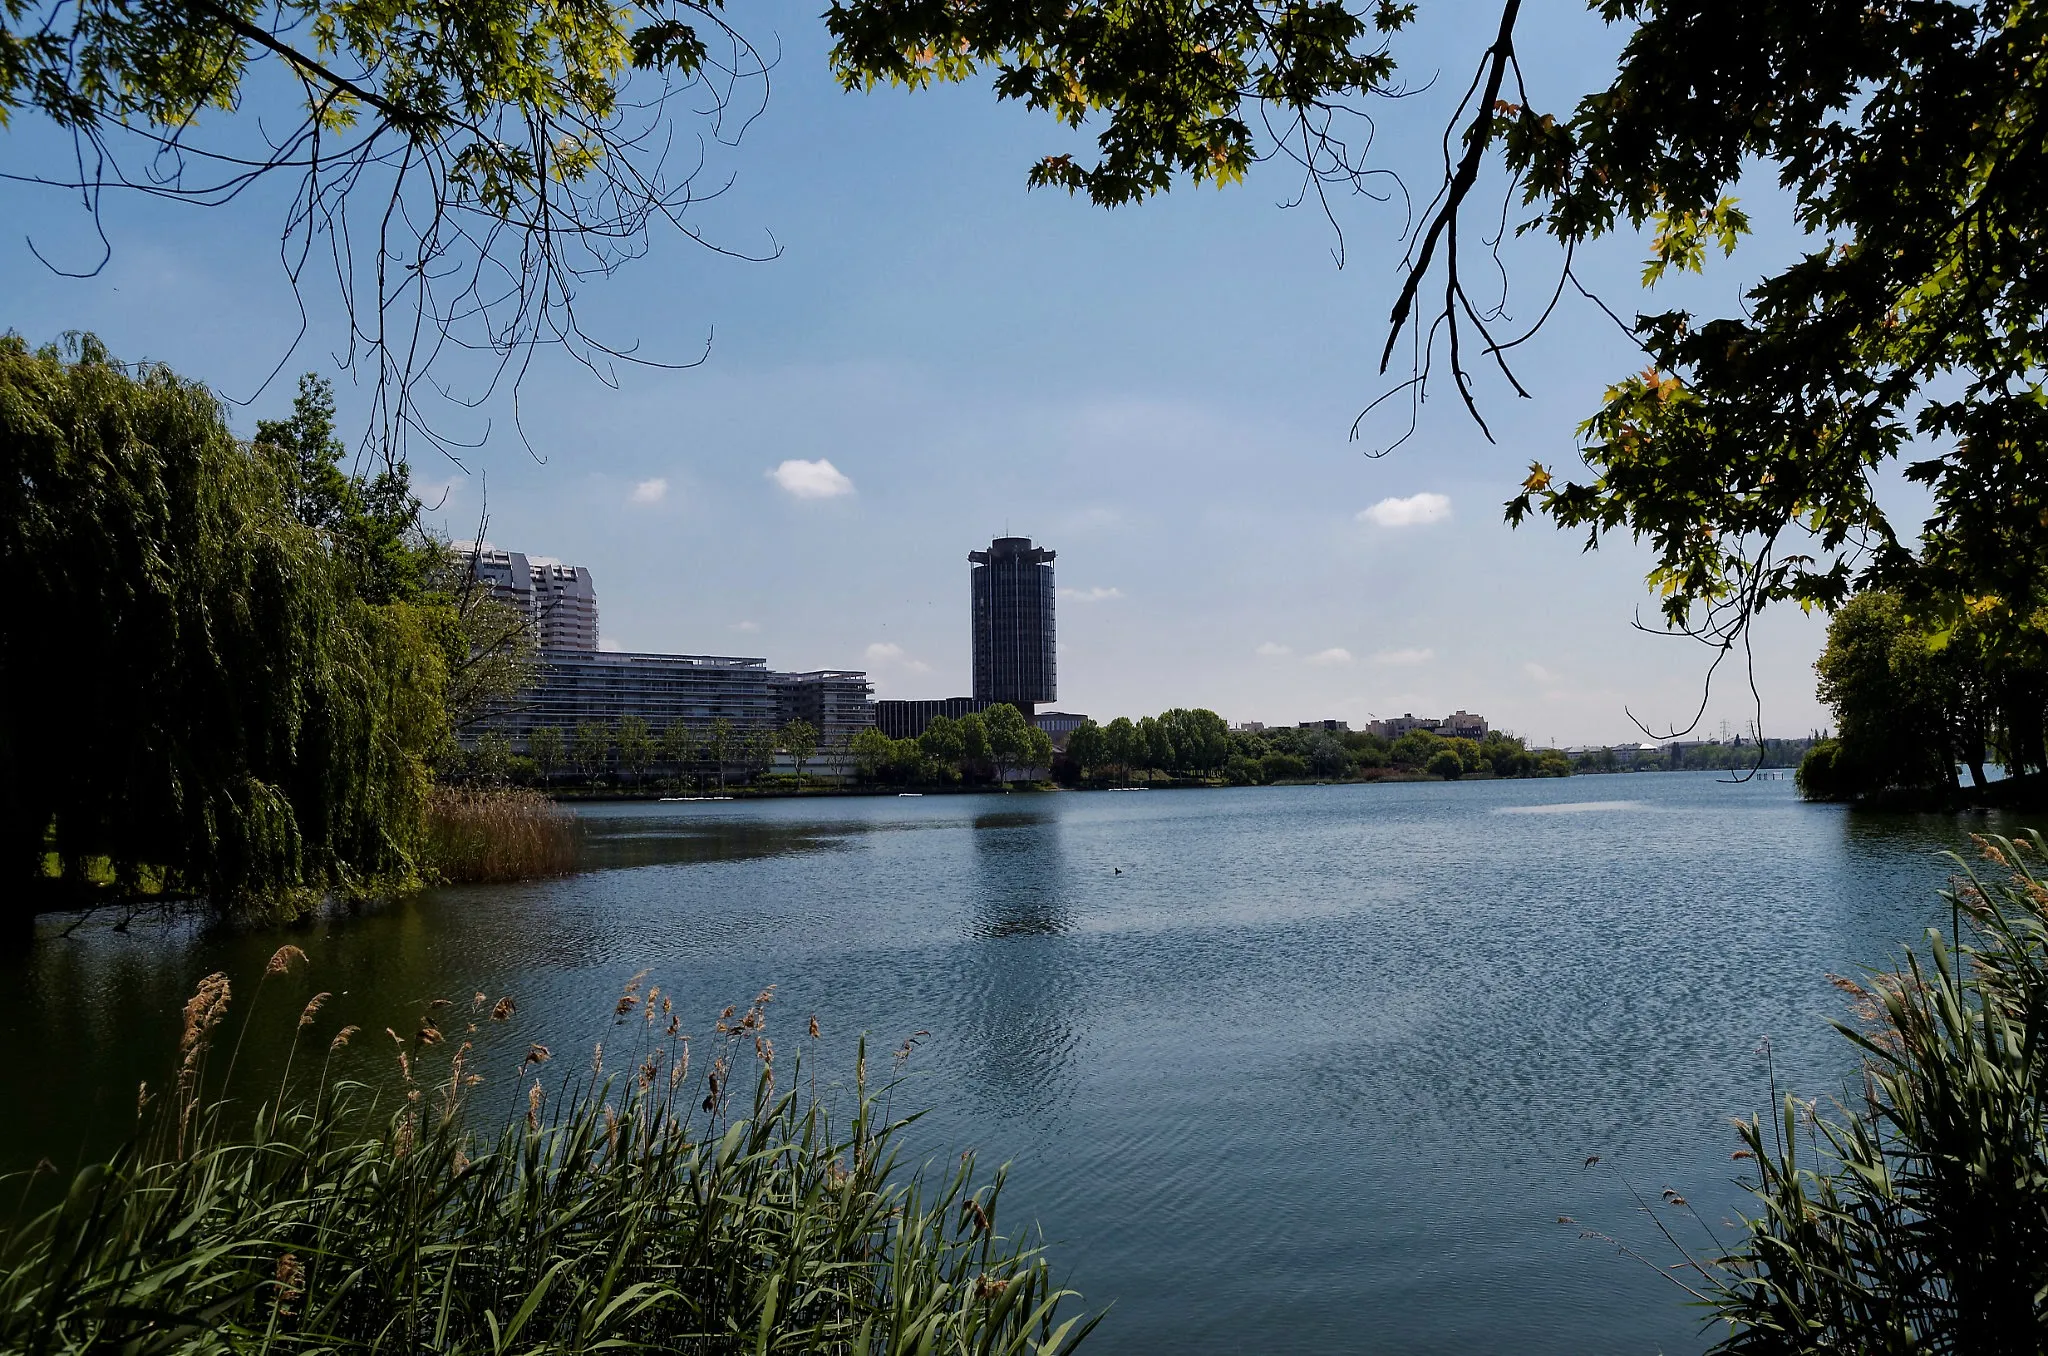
[1260,752,1309,782]
[1426,749,1464,779]
[1689,833,2048,1349]
[1223,754,1266,786]
[425,787,579,883]
[0,959,1099,1356]
[1795,737,1858,802]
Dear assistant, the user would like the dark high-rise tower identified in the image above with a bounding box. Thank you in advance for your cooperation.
[969,537,1056,714]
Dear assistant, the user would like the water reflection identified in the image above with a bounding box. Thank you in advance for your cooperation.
[953,805,1081,1122]
[575,813,857,871]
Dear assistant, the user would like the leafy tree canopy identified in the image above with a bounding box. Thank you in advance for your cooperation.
[0,334,449,916]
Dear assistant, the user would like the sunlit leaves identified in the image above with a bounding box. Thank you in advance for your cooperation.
[1499,0,2048,633]
[825,0,1413,205]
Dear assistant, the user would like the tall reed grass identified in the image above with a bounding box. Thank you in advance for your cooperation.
[1667,832,2048,1350]
[0,957,1096,1355]
[426,786,580,883]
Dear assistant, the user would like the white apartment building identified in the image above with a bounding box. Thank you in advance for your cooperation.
[456,543,600,651]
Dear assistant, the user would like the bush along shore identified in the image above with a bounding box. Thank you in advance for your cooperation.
[0,955,1098,1355]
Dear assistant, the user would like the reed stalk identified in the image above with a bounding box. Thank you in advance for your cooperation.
[425,787,580,884]
[0,964,1096,1355]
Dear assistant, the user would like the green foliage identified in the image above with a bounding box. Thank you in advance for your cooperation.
[1425,748,1464,779]
[1697,834,2048,1349]
[0,965,1097,1355]
[1497,0,2048,635]
[981,702,1036,780]
[1260,752,1309,782]
[527,726,565,785]
[917,714,967,777]
[0,0,754,427]
[706,717,736,789]
[0,335,447,919]
[849,727,900,782]
[658,721,696,774]
[615,714,654,785]
[1802,587,2043,799]
[1388,729,1444,769]
[826,0,1413,206]
[573,721,612,783]
[254,375,432,606]
[780,719,819,778]
[1794,738,1851,803]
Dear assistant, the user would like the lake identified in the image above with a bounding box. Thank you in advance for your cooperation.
[0,774,2029,1353]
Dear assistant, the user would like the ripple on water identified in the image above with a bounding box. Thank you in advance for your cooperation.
[1494,799,1644,815]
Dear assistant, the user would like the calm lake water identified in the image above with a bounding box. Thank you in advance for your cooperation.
[2,774,2034,1353]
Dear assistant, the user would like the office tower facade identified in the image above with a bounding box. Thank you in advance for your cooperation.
[873,696,981,741]
[969,537,1056,715]
[459,544,600,651]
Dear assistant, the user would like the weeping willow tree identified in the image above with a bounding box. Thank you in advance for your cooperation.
[0,334,449,921]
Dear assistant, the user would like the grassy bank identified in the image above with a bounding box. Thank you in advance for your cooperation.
[0,960,1097,1354]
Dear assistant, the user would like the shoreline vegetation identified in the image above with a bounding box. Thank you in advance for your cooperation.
[1797,590,2048,812]
[5,339,542,929]
[0,956,1097,1354]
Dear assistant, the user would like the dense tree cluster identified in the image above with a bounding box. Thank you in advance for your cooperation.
[1797,585,2048,801]
[1059,711,1569,785]
[847,704,1055,786]
[477,718,826,791]
[0,338,529,920]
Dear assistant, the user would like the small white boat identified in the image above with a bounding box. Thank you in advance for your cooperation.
[897,792,924,797]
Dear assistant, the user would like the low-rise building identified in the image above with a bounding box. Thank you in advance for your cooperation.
[1442,710,1489,740]
[1299,719,1350,733]
[477,649,780,751]
[1032,710,1090,748]
[772,671,877,746]
[1367,713,1441,740]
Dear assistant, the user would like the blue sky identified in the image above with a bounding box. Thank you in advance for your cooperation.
[3,1,1875,744]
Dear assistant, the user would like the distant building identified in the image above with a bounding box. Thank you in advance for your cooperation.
[1032,711,1090,748]
[457,543,599,651]
[1233,721,1267,733]
[874,696,980,741]
[1365,710,1491,741]
[772,671,876,746]
[1298,719,1350,733]
[476,650,779,751]
[969,537,1056,716]
[1443,710,1489,740]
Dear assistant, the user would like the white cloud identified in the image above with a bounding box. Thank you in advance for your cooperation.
[865,641,931,673]
[1374,647,1435,666]
[730,620,761,633]
[1358,492,1452,528]
[1306,647,1354,666]
[1256,641,1293,657]
[630,477,668,505]
[1523,661,1558,682]
[770,458,855,499]
[1058,586,1123,603]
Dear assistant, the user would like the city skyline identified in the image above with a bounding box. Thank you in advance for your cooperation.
[1,0,1846,746]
